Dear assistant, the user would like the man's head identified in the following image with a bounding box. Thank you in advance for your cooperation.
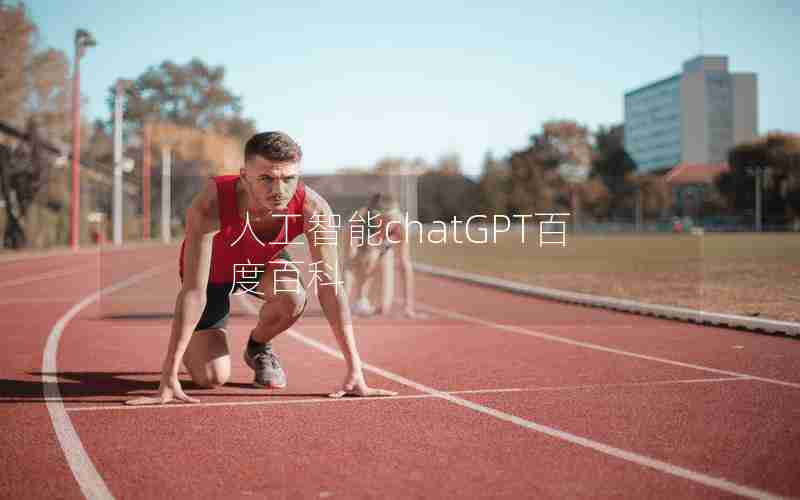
[367,193,402,225]
[240,131,302,212]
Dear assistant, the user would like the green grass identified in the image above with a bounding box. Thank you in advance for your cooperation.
[411,231,800,323]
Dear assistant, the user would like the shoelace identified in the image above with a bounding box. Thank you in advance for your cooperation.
[253,351,280,369]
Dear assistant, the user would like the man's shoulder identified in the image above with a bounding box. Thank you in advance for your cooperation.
[191,178,222,221]
[301,186,332,215]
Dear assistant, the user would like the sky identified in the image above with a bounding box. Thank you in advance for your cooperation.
[27,1,799,177]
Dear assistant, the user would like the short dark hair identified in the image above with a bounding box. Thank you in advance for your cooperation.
[367,192,397,212]
[244,131,302,163]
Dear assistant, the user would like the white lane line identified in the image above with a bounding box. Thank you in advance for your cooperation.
[238,297,787,500]
[64,376,749,413]
[420,303,800,390]
[451,376,750,395]
[43,264,172,500]
[0,263,98,288]
[67,394,432,412]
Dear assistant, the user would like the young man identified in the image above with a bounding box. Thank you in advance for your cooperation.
[127,132,396,405]
[343,193,424,318]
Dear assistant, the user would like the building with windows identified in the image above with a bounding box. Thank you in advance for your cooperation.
[624,56,757,172]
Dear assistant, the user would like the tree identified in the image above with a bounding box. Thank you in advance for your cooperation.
[478,151,509,215]
[0,4,72,248]
[0,119,48,247]
[632,174,671,218]
[0,2,35,127]
[26,48,70,142]
[417,170,480,223]
[110,58,257,143]
[719,132,800,226]
[534,120,592,171]
[591,124,637,218]
[435,153,462,176]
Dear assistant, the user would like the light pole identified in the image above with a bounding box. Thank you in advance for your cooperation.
[112,79,132,245]
[69,28,97,250]
[755,166,763,233]
[142,121,151,240]
[161,142,174,243]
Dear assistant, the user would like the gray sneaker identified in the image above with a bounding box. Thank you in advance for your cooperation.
[243,345,287,388]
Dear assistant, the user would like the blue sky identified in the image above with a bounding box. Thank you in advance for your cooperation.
[28,1,798,177]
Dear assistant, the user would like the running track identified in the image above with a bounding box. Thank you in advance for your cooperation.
[0,244,798,499]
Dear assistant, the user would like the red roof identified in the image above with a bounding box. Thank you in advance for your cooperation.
[664,163,730,185]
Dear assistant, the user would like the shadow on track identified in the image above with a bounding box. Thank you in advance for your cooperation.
[0,372,330,403]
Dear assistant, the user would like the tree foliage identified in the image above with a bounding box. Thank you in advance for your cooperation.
[718,132,800,223]
[0,3,71,248]
[110,58,257,143]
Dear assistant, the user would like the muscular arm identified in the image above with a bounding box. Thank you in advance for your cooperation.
[303,188,362,372]
[162,179,220,377]
[126,178,220,405]
[303,188,396,398]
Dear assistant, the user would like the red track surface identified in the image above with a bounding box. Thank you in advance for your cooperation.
[1,244,798,499]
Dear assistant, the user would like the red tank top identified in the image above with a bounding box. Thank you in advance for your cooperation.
[179,175,307,284]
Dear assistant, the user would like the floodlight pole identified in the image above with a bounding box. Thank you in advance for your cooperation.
[635,186,643,232]
[142,122,151,240]
[112,79,132,246]
[70,29,96,250]
[755,166,762,233]
[161,144,172,243]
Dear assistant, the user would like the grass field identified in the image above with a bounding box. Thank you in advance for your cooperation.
[411,230,800,323]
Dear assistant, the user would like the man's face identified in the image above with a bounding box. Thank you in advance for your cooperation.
[241,155,300,212]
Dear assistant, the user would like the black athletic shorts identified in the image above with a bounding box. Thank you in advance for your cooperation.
[192,249,305,331]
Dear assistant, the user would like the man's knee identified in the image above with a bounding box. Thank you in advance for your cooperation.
[263,287,307,320]
[191,367,230,388]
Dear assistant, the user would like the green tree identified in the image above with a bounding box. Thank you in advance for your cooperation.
[591,124,637,218]
[719,132,800,226]
[109,58,257,143]
[478,151,509,215]
[0,3,72,248]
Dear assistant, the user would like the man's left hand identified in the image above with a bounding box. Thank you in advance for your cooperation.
[328,370,398,398]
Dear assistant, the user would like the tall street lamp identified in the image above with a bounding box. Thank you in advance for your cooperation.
[70,28,97,250]
[112,79,133,246]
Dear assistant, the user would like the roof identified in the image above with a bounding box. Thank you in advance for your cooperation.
[664,163,730,185]
[624,74,680,98]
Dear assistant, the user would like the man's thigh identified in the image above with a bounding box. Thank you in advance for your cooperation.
[254,249,307,300]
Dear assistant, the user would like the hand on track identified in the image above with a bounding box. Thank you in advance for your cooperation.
[328,370,398,398]
[125,375,200,405]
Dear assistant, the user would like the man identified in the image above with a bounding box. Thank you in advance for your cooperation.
[127,132,396,405]
[343,193,425,318]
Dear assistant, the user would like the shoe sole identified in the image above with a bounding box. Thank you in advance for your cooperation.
[243,351,287,389]
[252,380,287,389]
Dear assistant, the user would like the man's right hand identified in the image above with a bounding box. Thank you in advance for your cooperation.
[125,375,200,406]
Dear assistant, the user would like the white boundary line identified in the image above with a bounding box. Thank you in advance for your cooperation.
[419,303,800,390]
[43,264,171,500]
[414,263,800,337]
[64,376,748,413]
[238,296,788,500]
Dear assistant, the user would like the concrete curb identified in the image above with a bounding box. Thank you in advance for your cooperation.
[414,262,800,337]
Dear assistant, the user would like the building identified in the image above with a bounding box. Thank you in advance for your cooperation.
[624,55,757,173]
[664,162,730,217]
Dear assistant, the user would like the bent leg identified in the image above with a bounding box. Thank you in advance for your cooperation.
[182,328,231,388]
[250,258,308,344]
